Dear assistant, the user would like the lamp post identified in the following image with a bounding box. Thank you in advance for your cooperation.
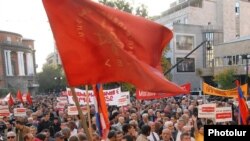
[54,76,63,94]
[241,54,250,95]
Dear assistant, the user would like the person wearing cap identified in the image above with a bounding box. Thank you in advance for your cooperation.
[54,132,64,141]
[7,131,16,141]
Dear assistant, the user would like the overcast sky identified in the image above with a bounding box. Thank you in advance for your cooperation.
[0,0,174,72]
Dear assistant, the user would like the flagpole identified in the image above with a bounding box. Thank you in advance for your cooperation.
[70,87,92,141]
[85,85,93,140]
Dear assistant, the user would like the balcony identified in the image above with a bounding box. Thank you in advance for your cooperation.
[0,41,31,49]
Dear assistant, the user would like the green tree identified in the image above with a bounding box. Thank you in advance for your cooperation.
[98,0,148,18]
[214,68,236,89]
[37,64,67,93]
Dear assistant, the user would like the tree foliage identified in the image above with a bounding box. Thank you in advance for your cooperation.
[214,68,236,89]
[98,0,148,18]
[37,64,67,93]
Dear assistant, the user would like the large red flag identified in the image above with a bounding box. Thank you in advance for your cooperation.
[42,0,187,93]
[16,90,24,103]
[26,92,33,105]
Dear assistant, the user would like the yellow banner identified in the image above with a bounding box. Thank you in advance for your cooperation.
[203,82,248,98]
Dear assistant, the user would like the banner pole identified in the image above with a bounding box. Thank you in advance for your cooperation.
[85,85,93,140]
[70,87,92,141]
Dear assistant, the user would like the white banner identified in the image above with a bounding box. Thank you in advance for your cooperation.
[198,104,216,118]
[57,97,68,104]
[113,92,130,107]
[0,106,10,117]
[56,102,67,108]
[14,108,27,117]
[67,87,121,105]
[215,107,232,123]
[67,106,87,115]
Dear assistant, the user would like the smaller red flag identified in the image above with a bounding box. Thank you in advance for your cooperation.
[4,93,14,106]
[8,94,14,106]
[26,92,33,105]
[17,90,24,103]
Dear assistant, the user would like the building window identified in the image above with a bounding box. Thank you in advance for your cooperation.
[7,36,11,42]
[176,57,195,72]
[205,32,214,67]
[235,2,240,15]
[176,34,194,51]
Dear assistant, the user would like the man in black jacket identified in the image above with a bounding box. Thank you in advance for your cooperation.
[37,113,53,136]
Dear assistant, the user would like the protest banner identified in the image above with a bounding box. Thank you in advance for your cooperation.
[67,87,121,105]
[198,104,216,118]
[68,106,87,115]
[114,91,130,107]
[203,82,247,98]
[0,105,10,118]
[14,108,27,117]
[57,97,68,104]
[215,107,232,123]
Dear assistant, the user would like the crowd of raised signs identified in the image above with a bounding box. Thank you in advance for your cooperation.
[0,92,250,141]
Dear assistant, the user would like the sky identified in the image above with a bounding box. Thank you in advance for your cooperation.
[0,0,174,72]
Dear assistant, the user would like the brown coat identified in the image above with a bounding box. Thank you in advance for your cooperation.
[17,125,30,141]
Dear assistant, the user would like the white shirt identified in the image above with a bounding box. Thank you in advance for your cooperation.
[147,132,160,141]
[70,128,78,136]
[176,130,182,141]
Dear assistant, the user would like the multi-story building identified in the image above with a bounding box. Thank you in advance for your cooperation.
[46,49,61,66]
[201,36,250,86]
[156,0,250,42]
[0,30,38,94]
[155,0,250,92]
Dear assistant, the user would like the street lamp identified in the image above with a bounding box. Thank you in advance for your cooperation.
[54,76,63,93]
[241,54,250,95]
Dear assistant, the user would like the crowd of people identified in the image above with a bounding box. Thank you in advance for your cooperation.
[0,94,249,141]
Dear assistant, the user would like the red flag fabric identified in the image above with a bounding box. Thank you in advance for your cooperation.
[235,80,249,125]
[93,84,110,140]
[16,90,24,103]
[26,92,33,105]
[8,94,14,106]
[42,0,187,93]
[4,93,14,106]
[136,83,191,100]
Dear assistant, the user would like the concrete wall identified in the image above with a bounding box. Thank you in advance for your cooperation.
[188,0,217,25]
[240,1,250,37]
[170,24,204,91]
[214,38,250,57]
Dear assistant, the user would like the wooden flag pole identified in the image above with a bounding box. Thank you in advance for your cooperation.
[85,85,93,140]
[70,87,92,141]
